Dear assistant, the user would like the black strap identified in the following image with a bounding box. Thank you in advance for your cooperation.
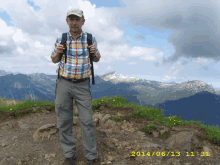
[87,33,95,85]
[58,33,67,80]
[57,32,95,85]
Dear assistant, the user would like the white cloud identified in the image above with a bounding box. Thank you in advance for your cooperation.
[16,46,25,55]
[0,0,165,70]
[0,41,8,46]
[12,29,27,42]
[0,0,219,88]
[0,18,15,35]
[34,41,44,48]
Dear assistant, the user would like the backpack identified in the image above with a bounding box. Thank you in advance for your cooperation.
[58,32,95,85]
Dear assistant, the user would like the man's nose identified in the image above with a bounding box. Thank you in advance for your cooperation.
[71,20,77,24]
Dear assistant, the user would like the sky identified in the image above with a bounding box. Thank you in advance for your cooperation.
[1,0,220,90]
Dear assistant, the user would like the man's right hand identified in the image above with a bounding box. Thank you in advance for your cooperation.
[56,44,65,54]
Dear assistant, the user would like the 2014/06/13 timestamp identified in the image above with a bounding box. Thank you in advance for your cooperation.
[131,151,210,157]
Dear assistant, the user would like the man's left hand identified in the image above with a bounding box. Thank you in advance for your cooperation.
[87,45,101,59]
[87,45,96,55]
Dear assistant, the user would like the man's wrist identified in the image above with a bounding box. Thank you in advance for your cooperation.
[95,54,100,58]
[93,54,100,62]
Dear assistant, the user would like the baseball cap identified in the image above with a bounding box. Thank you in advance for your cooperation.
[66,9,84,19]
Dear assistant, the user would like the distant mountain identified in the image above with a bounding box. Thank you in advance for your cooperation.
[99,71,220,105]
[0,70,22,76]
[155,91,220,130]
[214,88,220,91]
[0,69,219,130]
[0,70,219,104]
[0,70,10,76]
[0,69,219,101]
[0,73,55,102]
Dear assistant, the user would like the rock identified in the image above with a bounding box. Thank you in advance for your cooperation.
[33,124,58,141]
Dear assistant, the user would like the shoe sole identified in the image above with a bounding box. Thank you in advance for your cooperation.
[87,158,100,165]
[63,154,79,165]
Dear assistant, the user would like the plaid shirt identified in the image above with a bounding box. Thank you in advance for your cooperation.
[51,30,100,79]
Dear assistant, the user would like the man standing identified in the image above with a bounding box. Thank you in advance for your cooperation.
[51,8,101,165]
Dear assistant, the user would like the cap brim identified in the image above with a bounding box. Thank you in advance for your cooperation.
[67,14,82,17]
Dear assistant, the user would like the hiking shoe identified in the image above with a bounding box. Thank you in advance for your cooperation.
[87,157,100,165]
[63,154,78,165]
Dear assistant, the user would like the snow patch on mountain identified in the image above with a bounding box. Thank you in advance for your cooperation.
[100,71,175,85]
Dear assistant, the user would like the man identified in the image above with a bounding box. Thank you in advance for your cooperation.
[50,9,101,165]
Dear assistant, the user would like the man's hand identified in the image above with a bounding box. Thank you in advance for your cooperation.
[87,45,101,59]
[56,43,65,54]
[87,45,96,56]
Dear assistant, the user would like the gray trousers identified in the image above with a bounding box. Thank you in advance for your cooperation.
[55,77,97,160]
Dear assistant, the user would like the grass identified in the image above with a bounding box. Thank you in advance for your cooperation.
[0,89,220,145]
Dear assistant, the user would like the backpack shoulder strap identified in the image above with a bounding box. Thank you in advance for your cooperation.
[61,33,67,45]
[57,33,67,79]
[87,33,93,60]
[87,33,92,46]
[59,33,67,62]
[87,32,95,85]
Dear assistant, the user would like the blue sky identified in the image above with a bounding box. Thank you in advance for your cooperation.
[1,0,220,90]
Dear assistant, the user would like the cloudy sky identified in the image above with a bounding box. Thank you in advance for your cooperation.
[1,0,220,90]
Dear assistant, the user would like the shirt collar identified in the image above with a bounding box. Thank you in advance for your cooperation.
[68,30,84,39]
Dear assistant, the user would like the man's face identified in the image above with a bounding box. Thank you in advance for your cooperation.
[66,15,85,32]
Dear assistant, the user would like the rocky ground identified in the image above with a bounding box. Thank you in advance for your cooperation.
[0,101,220,165]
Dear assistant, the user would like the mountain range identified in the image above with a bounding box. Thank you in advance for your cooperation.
[0,69,219,130]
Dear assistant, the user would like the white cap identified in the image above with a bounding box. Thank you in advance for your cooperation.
[66,8,84,19]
